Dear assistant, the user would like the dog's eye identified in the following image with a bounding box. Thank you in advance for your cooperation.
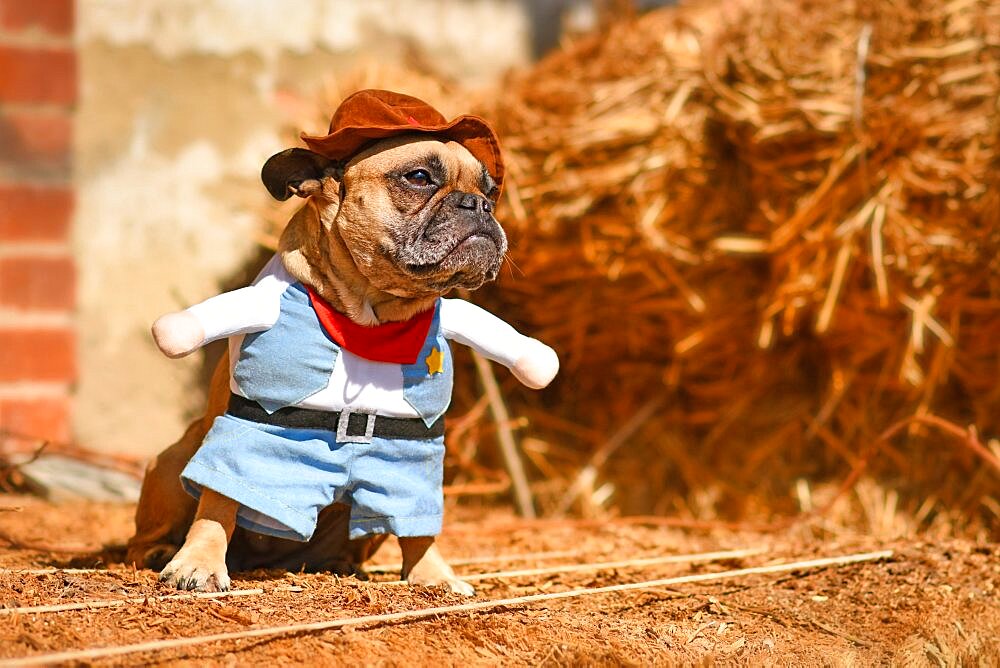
[403,169,433,187]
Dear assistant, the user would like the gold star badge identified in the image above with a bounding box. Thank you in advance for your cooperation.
[425,347,445,375]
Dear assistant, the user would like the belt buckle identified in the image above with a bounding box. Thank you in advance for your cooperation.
[337,409,376,443]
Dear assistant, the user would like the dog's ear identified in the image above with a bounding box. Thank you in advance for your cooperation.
[261,148,342,201]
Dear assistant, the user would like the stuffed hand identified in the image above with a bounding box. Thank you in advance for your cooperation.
[152,311,205,359]
[511,339,559,389]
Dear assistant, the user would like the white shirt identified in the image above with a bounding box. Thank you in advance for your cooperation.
[185,255,541,417]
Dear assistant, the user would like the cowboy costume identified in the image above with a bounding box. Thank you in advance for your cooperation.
[178,90,556,542]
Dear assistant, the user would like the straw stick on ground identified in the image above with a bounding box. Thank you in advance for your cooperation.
[471,350,536,518]
[0,587,305,617]
[365,548,587,573]
[458,546,767,582]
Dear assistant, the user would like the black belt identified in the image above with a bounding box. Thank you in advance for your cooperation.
[226,394,445,442]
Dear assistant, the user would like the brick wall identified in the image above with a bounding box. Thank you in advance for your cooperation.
[0,0,76,442]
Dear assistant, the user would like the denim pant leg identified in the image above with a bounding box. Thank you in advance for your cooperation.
[345,435,445,539]
[181,414,352,542]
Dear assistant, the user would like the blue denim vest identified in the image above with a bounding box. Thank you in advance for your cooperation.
[233,282,453,426]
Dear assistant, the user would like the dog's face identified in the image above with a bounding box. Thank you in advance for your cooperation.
[262,135,507,298]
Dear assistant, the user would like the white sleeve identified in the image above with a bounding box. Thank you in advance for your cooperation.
[439,298,535,368]
[184,254,291,343]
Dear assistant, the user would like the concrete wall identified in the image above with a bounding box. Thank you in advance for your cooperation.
[73,0,529,455]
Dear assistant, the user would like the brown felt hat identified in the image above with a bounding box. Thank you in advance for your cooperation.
[301,89,505,196]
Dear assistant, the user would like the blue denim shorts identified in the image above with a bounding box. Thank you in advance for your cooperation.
[180,413,445,541]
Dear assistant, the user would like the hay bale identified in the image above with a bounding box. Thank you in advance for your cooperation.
[706,0,999,407]
[469,0,1000,524]
[704,0,1000,509]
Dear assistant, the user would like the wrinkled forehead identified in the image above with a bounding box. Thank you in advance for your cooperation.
[347,136,495,194]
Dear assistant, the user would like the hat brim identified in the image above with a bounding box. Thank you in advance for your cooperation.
[300,114,505,197]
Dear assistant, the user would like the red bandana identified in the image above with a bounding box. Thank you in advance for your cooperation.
[306,286,435,364]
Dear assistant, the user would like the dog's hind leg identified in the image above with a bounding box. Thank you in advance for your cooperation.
[158,488,237,592]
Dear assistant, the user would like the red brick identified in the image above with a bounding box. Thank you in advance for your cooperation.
[0,327,75,382]
[0,0,73,36]
[0,46,76,105]
[0,110,72,175]
[0,395,70,442]
[0,184,72,242]
[0,256,75,311]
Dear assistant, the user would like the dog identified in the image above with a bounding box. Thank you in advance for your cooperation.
[126,90,558,595]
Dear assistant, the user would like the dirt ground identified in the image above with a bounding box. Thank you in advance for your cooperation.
[1,495,998,666]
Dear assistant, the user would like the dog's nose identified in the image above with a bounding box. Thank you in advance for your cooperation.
[456,192,493,215]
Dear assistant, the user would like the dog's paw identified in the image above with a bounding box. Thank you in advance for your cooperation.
[406,572,475,597]
[159,552,231,592]
[445,577,476,597]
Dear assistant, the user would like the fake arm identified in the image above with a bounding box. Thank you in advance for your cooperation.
[152,255,290,358]
[439,298,559,389]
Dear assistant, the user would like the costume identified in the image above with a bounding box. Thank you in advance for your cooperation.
[179,255,546,541]
[156,90,557,545]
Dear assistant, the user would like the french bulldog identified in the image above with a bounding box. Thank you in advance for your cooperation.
[131,130,558,596]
